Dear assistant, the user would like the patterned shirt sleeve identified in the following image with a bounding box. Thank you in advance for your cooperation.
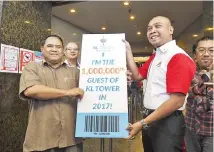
[190,73,206,95]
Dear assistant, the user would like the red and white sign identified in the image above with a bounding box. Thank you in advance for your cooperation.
[0,44,19,73]
[19,48,34,73]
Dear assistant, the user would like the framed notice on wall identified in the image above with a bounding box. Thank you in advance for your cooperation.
[19,48,35,73]
[75,34,128,138]
[0,44,19,73]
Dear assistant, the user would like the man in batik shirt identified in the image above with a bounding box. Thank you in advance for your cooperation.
[185,36,213,152]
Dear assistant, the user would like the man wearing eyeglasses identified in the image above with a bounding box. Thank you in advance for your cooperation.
[64,42,80,69]
[184,36,213,152]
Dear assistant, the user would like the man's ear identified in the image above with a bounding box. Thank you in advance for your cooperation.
[41,46,44,54]
[193,54,197,63]
[169,26,174,35]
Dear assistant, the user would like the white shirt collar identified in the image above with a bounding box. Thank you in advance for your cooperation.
[156,40,176,53]
[65,59,80,69]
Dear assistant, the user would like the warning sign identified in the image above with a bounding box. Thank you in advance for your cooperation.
[19,48,34,73]
[23,52,32,62]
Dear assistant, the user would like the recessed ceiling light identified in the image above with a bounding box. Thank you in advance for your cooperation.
[70,9,76,13]
[192,34,198,37]
[47,29,51,31]
[73,33,76,36]
[24,21,30,24]
[102,27,106,30]
[130,15,135,20]
[205,27,213,31]
[123,1,130,6]
[137,31,141,35]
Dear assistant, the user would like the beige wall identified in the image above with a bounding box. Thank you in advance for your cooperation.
[176,15,204,56]
[51,15,89,46]
[130,42,153,54]
[177,1,213,57]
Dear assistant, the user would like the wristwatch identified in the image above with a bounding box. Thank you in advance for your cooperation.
[140,119,150,130]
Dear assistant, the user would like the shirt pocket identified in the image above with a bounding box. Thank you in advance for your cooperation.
[64,76,76,89]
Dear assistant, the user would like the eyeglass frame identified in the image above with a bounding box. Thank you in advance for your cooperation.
[195,48,213,55]
[65,47,79,52]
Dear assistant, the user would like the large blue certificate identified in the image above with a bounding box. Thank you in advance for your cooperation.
[75,34,128,138]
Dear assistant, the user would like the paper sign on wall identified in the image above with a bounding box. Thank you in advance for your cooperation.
[19,48,34,73]
[0,44,19,73]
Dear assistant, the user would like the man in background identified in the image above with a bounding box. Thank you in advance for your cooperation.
[64,42,80,69]
[185,36,213,152]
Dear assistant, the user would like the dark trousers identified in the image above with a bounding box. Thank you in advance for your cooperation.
[142,129,154,152]
[184,129,213,152]
[142,111,185,152]
[34,144,83,152]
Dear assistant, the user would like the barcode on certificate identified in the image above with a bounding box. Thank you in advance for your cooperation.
[84,116,119,132]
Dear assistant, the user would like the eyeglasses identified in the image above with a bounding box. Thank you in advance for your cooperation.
[65,48,79,52]
[196,48,213,55]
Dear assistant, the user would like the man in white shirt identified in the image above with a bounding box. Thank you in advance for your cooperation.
[125,16,196,152]
[64,42,80,69]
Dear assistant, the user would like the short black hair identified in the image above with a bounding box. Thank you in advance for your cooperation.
[192,36,213,54]
[41,35,64,47]
[152,16,174,26]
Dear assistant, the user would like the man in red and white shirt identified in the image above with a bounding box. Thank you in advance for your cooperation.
[125,16,196,152]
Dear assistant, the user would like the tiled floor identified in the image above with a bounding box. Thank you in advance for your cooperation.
[83,133,144,152]
[83,96,144,152]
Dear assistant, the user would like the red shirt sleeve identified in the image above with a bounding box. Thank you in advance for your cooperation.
[138,53,156,79]
[166,53,196,95]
